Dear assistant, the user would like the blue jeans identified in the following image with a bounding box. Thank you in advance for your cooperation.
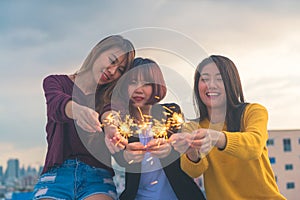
[32,159,117,200]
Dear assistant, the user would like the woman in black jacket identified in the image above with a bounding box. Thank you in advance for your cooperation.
[102,57,205,200]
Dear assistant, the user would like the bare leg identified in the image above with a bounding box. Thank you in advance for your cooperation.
[85,194,113,200]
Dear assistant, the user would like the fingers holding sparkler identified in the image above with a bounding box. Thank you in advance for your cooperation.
[104,124,128,154]
[71,102,103,133]
[123,142,147,164]
[168,132,204,162]
[190,128,222,155]
[104,132,119,154]
[169,133,193,154]
[146,138,171,158]
[178,128,224,162]
[102,111,128,154]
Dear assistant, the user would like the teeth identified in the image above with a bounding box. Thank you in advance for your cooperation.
[207,92,219,96]
[103,73,109,80]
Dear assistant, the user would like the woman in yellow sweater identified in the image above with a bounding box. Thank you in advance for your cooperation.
[170,55,286,199]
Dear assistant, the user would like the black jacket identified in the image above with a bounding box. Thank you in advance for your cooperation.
[113,103,206,200]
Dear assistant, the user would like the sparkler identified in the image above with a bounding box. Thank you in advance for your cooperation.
[101,107,187,168]
[101,106,186,145]
[102,112,137,140]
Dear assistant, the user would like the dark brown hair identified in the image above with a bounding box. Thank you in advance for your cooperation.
[111,57,167,117]
[193,55,245,130]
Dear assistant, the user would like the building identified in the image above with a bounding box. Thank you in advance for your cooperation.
[268,129,300,200]
[0,129,298,199]
[0,166,3,185]
[5,159,19,186]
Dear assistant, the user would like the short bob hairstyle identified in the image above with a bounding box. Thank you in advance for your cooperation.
[111,57,167,113]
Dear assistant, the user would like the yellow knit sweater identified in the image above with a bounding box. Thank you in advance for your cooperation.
[181,103,286,200]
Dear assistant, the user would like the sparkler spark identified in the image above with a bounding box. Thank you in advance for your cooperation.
[137,106,144,121]
[102,112,136,140]
[102,108,186,167]
[162,106,173,113]
[101,107,185,141]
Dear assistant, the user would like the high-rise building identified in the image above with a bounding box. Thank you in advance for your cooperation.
[5,159,19,181]
[268,129,300,200]
[0,166,3,184]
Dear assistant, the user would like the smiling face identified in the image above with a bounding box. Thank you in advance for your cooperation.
[198,62,226,109]
[92,47,127,85]
[128,80,153,108]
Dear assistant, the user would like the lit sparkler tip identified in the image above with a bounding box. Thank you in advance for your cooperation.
[102,107,185,143]
[143,114,153,119]
[154,96,160,99]
[137,107,144,121]
[162,106,174,113]
[114,138,122,146]
[163,111,171,116]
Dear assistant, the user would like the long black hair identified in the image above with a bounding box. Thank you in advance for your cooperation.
[193,55,247,131]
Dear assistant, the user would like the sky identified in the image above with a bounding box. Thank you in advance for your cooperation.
[1,0,300,170]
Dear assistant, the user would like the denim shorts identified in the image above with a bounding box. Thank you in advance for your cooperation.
[32,159,117,200]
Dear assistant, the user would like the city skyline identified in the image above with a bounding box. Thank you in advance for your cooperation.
[0,158,41,173]
[1,1,300,169]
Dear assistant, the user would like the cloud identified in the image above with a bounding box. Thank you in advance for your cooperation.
[161,1,300,54]
[1,0,300,168]
[244,76,300,129]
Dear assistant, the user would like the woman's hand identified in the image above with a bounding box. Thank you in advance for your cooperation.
[123,142,147,164]
[102,111,128,154]
[146,138,172,159]
[168,133,193,154]
[169,130,225,162]
[66,101,102,133]
[190,128,226,154]
[104,124,128,154]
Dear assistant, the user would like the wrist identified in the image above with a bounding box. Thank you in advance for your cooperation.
[65,100,75,119]
[216,131,227,150]
[186,150,200,163]
[123,150,130,162]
